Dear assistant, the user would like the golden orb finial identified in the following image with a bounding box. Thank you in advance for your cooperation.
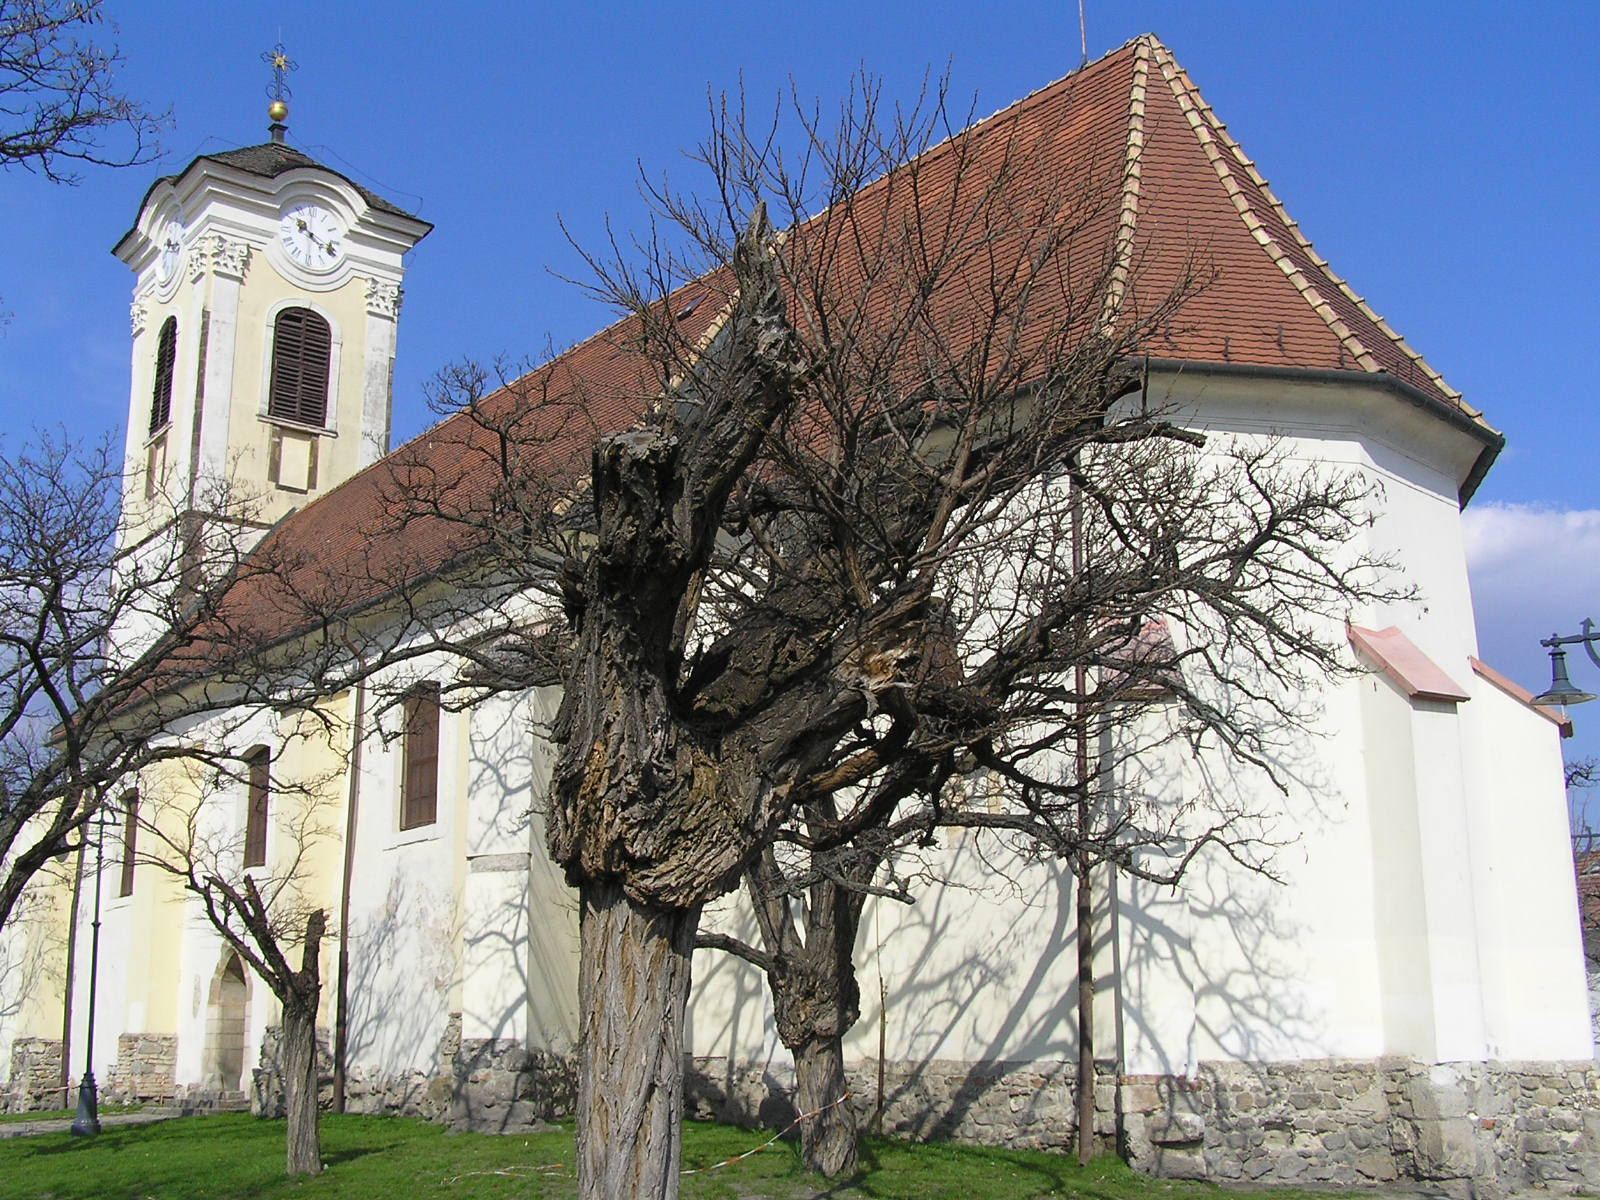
[261,43,296,142]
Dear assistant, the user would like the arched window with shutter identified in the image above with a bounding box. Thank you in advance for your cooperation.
[267,306,332,427]
[149,316,177,434]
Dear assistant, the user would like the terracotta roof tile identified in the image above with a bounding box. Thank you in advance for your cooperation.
[171,36,1496,667]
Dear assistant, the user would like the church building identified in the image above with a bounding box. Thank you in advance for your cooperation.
[2,36,1594,1193]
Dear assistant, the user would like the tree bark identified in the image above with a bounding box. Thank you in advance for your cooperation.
[754,859,864,1179]
[794,1035,857,1177]
[576,878,699,1200]
[1074,847,1096,1166]
[281,1000,322,1176]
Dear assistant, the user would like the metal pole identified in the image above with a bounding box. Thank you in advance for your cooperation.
[70,809,106,1136]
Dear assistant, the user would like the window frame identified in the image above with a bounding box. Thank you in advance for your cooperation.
[149,316,178,435]
[243,746,270,868]
[399,683,441,831]
[266,306,333,429]
[118,790,139,898]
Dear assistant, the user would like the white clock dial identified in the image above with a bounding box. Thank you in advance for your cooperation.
[279,203,344,271]
[156,222,183,284]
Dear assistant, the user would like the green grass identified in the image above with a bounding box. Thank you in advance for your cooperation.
[0,1102,143,1124]
[0,1111,1374,1199]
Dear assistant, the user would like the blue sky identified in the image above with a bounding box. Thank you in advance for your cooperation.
[3,1,1598,786]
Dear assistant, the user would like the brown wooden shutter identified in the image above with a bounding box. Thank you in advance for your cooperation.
[119,791,138,898]
[401,685,440,829]
[243,746,270,867]
[149,317,177,433]
[267,307,332,427]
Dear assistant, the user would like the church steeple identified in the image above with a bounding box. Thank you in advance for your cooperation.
[112,71,432,549]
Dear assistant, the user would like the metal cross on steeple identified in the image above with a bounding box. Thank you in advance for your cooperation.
[262,43,297,143]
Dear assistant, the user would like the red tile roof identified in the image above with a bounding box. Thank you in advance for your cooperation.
[168,35,1500,671]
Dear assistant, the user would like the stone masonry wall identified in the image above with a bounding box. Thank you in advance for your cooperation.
[250,1023,336,1117]
[4,1037,65,1112]
[104,1033,176,1103]
[1120,1057,1600,1198]
[449,1035,577,1133]
[251,1012,577,1132]
[244,1025,1600,1195]
[685,1055,1118,1154]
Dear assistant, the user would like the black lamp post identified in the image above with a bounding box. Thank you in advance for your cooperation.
[69,806,107,1137]
[1533,618,1600,709]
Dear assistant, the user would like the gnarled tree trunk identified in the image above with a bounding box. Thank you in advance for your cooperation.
[547,216,810,1199]
[281,998,322,1176]
[794,1034,856,1177]
[756,861,865,1178]
[576,881,700,1200]
[281,907,326,1176]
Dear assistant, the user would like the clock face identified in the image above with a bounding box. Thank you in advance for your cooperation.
[279,203,344,271]
[156,222,183,284]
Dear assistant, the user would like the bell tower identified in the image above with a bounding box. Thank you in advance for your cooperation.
[112,47,432,546]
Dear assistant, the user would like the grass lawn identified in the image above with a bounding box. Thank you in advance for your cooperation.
[0,1102,143,1124]
[0,1111,1381,1200]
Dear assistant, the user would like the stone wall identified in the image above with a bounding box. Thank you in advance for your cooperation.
[104,1033,176,1102]
[1120,1058,1600,1198]
[4,1037,65,1112]
[685,1055,1118,1154]
[449,1036,577,1133]
[250,1023,336,1117]
[251,1012,577,1132]
[243,1025,1600,1195]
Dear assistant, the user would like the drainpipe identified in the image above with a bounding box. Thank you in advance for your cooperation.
[332,678,365,1113]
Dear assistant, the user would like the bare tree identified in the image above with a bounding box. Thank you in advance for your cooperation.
[697,438,1390,1174]
[0,430,321,943]
[133,745,339,1175]
[0,1,164,182]
[348,74,1402,1196]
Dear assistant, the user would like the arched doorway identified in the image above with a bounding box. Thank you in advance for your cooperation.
[204,951,250,1092]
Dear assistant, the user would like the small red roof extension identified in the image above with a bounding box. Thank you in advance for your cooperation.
[179,36,1497,662]
[1348,624,1471,704]
[1470,656,1574,737]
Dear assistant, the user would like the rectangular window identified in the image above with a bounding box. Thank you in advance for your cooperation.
[118,791,138,898]
[400,684,440,830]
[243,747,270,868]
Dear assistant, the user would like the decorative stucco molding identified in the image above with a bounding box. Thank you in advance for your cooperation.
[365,278,403,319]
[189,234,251,282]
[130,299,148,336]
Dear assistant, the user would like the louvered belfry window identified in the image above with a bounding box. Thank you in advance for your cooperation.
[149,317,178,434]
[268,306,332,427]
[400,683,441,830]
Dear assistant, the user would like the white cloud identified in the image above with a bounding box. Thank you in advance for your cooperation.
[1463,503,1600,641]
[1462,502,1600,762]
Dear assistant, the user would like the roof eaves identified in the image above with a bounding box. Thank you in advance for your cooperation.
[1136,356,1502,507]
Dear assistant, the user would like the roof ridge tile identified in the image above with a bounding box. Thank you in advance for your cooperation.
[1100,36,1152,330]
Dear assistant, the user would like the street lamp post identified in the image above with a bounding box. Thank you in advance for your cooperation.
[69,806,108,1137]
[1533,618,1600,709]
